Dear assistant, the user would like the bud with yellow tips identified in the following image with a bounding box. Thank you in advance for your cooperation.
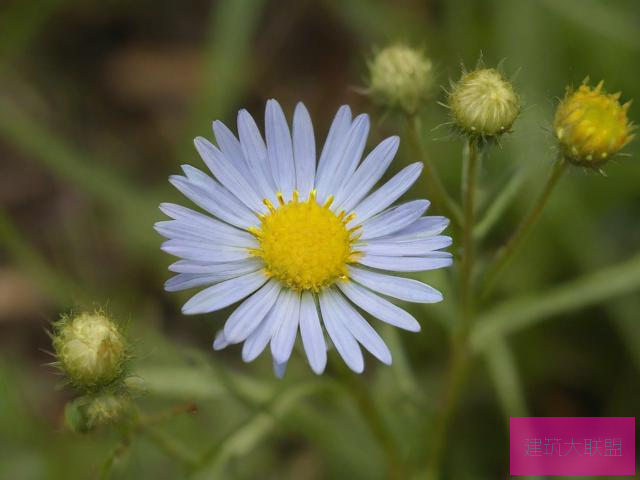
[554,80,634,168]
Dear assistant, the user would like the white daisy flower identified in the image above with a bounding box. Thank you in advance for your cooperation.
[157,100,452,377]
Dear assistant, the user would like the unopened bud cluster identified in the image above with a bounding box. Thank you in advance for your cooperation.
[51,310,134,433]
[368,44,433,114]
[448,68,520,138]
[554,80,634,168]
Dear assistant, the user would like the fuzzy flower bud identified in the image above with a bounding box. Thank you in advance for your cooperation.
[368,44,433,114]
[448,68,520,138]
[554,80,634,167]
[65,394,129,433]
[53,311,127,390]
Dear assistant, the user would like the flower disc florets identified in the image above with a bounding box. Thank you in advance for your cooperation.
[368,44,433,114]
[448,68,520,138]
[53,311,127,390]
[554,80,633,167]
[249,191,360,292]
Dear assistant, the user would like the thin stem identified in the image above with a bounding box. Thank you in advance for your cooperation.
[130,403,199,468]
[406,115,463,226]
[136,402,198,429]
[460,138,479,328]
[426,137,480,477]
[481,159,568,299]
[99,435,131,480]
[333,361,403,480]
[140,427,199,467]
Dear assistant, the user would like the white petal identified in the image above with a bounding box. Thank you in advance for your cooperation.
[360,200,430,240]
[223,279,281,343]
[194,137,265,213]
[168,258,262,274]
[211,120,254,184]
[182,270,268,314]
[358,254,453,272]
[349,266,443,303]
[299,291,326,374]
[271,290,301,364]
[159,203,255,244]
[352,162,423,223]
[273,359,288,378]
[161,239,251,263]
[165,264,262,292]
[242,289,287,362]
[358,236,453,256]
[330,289,391,365]
[316,114,369,199]
[319,290,364,373]
[265,99,295,199]
[335,136,399,212]
[314,105,352,203]
[337,281,420,332]
[169,173,256,229]
[155,219,257,248]
[237,109,277,200]
[213,330,229,350]
[377,216,450,241]
[292,102,316,197]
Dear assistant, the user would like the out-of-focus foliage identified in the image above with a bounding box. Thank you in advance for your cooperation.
[0,0,639,478]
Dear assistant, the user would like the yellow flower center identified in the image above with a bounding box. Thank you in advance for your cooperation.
[555,81,633,166]
[249,191,360,292]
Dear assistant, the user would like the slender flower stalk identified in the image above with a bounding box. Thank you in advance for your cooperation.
[481,159,567,299]
[333,360,404,480]
[460,138,480,323]
[427,138,480,475]
[406,115,463,227]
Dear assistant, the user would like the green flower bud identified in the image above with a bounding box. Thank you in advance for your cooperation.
[448,67,520,138]
[65,394,129,433]
[368,44,433,114]
[53,311,127,390]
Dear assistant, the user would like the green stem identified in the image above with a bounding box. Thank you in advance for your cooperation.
[130,404,200,468]
[333,361,403,480]
[141,426,199,467]
[136,402,198,429]
[99,435,131,480]
[406,116,463,226]
[426,138,480,477]
[481,159,568,299]
[460,138,479,328]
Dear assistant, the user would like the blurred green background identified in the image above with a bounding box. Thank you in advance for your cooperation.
[0,0,639,478]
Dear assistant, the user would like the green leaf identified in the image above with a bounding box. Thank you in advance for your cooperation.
[471,252,640,350]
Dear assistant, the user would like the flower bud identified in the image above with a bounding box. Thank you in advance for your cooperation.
[65,394,129,433]
[554,80,634,167]
[53,311,127,390]
[448,68,520,138]
[368,44,433,114]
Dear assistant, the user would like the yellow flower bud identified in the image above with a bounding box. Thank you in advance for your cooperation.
[368,44,433,114]
[53,311,127,389]
[448,68,520,138]
[554,80,634,167]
